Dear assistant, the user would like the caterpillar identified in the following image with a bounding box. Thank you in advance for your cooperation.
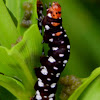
[37,0,43,34]
[32,2,70,100]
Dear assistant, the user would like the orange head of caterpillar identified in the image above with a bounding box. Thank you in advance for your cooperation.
[47,2,61,19]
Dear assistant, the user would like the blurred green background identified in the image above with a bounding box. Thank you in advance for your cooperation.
[43,0,100,78]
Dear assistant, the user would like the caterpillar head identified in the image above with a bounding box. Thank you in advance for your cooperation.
[37,0,43,5]
[47,2,61,19]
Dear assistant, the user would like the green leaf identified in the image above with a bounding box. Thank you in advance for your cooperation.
[7,7,18,27]
[3,0,18,27]
[0,46,34,98]
[0,0,19,48]
[78,75,100,100]
[68,67,100,100]
[12,24,43,75]
[0,74,27,100]
[0,86,17,100]
[6,0,38,35]
[0,24,42,99]
[3,0,6,4]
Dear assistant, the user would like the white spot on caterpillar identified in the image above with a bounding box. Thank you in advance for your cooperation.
[48,13,52,18]
[36,94,42,99]
[68,50,70,52]
[51,83,56,88]
[51,22,53,24]
[49,38,53,42]
[47,9,49,11]
[59,17,61,19]
[49,98,53,100]
[63,60,68,64]
[45,25,50,30]
[38,78,44,87]
[60,26,63,29]
[52,47,59,51]
[58,61,61,63]
[39,22,42,26]
[53,66,58,70]
[39,10,42,14]
[67,45,70,49]
[41,66,48,75]
[40,66,44,69]
[60,31,63,34]
[61,41,64,44]
[36,90,42,99]
[36,90,40,95]
[49,93,55,98]
[46,84,49,86]
[44,89,48,91]
[47,78,51,81]
[48,56,56,63]
[52,34,55,36]
[44,96,47,98]
[64,34,67,37]
[59,54,64,57]
[51,73,54,75]
[56,73,60,77]
[63,64,66,67]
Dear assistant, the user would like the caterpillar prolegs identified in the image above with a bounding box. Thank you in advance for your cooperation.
[32,2,70,100]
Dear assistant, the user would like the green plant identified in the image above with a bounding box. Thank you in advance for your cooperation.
[0,0,100,100]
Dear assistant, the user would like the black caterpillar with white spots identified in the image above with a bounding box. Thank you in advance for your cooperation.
[32,2,70,100]
[37,0,43,34]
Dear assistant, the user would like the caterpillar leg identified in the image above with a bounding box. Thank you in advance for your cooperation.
[45,3,48,9]
[49,2,51,7]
